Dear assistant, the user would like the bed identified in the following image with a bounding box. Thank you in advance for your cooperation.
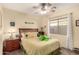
[19,28,60,55]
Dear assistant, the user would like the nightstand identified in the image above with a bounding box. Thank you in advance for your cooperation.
[3,39,20,52]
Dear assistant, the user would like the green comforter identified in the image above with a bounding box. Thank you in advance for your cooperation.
[39,35,49,41]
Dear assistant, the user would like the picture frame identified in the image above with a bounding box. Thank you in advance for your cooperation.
[76,20,79,26]
[10,22,15,26]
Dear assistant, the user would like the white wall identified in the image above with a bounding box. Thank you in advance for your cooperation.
[41,4,79,48]
[2,7,40,39]
[0,6,3,55]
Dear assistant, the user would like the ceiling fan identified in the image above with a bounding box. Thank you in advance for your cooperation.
[33,3,56,14]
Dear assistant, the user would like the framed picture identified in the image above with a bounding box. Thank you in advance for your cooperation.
[10,22,15,26]
[76,20,79,26]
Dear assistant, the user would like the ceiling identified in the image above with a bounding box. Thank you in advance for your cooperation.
[1,3,39,14]
[0,3,78,15]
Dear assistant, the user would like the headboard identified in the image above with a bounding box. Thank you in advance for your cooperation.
[19,28,38,39]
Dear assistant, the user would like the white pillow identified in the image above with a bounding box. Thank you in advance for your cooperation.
[21,33,25,38]
[25,32,37,38]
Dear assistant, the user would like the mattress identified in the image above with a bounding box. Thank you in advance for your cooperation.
[21,37,60,55]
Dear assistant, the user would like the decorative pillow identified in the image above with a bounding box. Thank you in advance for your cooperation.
[25,32,37,38]
[21,33,25,38]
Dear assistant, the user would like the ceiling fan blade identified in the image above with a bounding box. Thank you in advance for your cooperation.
[40,3,46,7]
[47,3,52,6]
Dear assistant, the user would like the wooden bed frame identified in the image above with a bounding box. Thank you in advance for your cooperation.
[19,28,38,33]
[19,28,38,40]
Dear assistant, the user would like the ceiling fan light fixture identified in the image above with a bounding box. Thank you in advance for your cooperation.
[41,5,48,11]
[33,3,56,15]
[40,10,47,14]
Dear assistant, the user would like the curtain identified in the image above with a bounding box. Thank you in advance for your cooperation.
[66,13,73,50]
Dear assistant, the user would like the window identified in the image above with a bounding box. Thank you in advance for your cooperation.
[49,20,58,34]
[58,18,67,35]
[49,17,67,35]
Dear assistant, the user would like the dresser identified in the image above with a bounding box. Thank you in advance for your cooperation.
[3,39,20,52]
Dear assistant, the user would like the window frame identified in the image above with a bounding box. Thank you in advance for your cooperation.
[49,17,67,35]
